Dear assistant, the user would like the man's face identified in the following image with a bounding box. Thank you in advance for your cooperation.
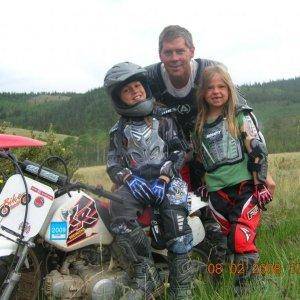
[159,37,195,79]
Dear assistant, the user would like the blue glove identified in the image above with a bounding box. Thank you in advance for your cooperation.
[125,175,153,204]
[151,178,167,207]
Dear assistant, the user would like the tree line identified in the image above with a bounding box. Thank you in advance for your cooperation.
[0,77,299,166]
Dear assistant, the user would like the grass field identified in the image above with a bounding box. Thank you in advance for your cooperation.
[76,152,300,299]
[75,164,112,189]
[6,127,75,141]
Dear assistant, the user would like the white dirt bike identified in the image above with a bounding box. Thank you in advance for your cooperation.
[0,134,208,300]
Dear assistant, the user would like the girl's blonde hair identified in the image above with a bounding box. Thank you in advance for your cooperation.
[195,65,239,139]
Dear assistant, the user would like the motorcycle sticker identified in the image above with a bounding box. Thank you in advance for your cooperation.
[31,186,54,201]
[50,221,68,240]
[0,205,10,217]
[34,196,44,208]
[66,196,99,246]
[18,221,31,234]
[0,193,26,216]
[21,193,31,205]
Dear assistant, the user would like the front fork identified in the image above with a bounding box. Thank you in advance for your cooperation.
[1,240,34,300]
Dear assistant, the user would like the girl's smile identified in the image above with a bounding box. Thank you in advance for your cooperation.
[204,74,229,111]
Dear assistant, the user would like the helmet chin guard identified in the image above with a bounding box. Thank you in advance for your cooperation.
[104,62,154,117]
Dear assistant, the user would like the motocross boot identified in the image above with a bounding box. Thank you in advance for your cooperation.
[111,226,164,300]
[167,251,196,300]
[233,252,259,296]
[120,257,164,300]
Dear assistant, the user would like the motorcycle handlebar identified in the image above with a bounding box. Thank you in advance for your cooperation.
[55,182,124,204]
[19,159,69,186]
[18,159,123,203]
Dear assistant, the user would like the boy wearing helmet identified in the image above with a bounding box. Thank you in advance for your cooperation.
[104,62,195,299]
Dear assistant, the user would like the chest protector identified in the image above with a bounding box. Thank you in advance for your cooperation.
[146,59,217,140]
[123,118,167,171]
[201,117,244,172]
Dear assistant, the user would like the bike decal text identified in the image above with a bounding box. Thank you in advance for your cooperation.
[50,221,67,240]
[0,193,26,217]
[31,186,53,200]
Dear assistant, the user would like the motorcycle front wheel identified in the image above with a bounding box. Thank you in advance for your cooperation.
[0,248,41,300]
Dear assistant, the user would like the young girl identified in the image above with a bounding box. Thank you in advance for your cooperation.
[193,65,272,293]
[104,62,195,299]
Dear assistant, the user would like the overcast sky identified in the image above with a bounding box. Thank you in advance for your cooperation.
[0,0,299,93]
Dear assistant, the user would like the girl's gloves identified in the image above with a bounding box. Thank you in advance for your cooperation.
[195,183,209,199]
[253,184,272,210]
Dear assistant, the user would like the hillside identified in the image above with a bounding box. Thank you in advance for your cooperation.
[0,77,299,166]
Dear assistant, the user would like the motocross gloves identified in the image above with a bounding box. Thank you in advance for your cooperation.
[124,175,154,205]
[151,178,167,207]
[195,183,209,200]
[253,184,272,210]
[160,150,185,179]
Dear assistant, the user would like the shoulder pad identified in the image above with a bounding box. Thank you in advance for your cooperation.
[153,107,177,118]
[145,63,161,81]
[195,58,221,68]
[235,86,252,114]
[194,58,223,83]
[236,97,252,114]
[109,121,120,134]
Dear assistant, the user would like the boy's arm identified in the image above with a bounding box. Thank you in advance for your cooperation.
[106,129,130,185]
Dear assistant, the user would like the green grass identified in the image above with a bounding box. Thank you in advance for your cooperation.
[193,152,300,299]
[6,126,76,141]
[77,152,300,299]
[75,164,112,190]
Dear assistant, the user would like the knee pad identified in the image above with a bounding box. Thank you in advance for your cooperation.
[166,178,189,209]
[160,206,192,252]
[228,223,258,253]
[167,232,193,254]
[110,218,139,235]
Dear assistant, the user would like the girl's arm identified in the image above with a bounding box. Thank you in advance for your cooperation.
[239,112,268,185]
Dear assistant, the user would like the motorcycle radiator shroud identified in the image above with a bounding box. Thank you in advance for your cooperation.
[0,176,206,254]
[42,190,206,253]
[42,190,113,251]
[0,174,54,256]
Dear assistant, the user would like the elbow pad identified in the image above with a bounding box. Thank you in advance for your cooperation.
[247,138,268,182]
[115,168,132,185]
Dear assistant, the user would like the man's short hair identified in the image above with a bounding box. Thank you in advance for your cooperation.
[159,25,194,53]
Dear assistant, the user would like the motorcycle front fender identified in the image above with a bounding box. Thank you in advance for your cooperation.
[0,236,17,256]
